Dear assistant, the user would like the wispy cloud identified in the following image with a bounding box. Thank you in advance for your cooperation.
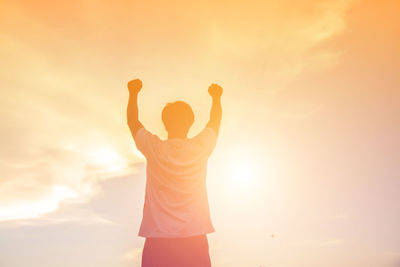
[202,0,356,91]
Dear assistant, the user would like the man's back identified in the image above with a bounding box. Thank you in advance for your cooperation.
[135,127,218,237]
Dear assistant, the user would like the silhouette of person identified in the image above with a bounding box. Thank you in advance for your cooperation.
[127,79,222,267]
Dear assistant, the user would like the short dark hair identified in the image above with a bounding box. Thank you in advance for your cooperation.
[162,101,194,133]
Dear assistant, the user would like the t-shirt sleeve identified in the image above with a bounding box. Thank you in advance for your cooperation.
[134,128,161,158]
[190,127,218,158]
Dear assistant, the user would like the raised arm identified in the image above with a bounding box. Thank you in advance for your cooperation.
[206,83,223,136]
[127,79,144,139]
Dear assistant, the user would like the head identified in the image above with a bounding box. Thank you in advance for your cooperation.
[162,101,194,138]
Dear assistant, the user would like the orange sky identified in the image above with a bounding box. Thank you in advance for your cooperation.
[1,0,400,266]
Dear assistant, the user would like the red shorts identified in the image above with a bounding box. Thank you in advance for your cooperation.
[141,235,211,267]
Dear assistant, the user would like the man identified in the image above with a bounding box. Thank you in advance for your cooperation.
[126,79,223,267]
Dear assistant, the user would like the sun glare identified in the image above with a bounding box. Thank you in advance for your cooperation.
[228,158,259,190]
[87,146,126,173]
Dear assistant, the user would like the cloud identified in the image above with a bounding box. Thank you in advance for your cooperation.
[199,0,355,91]
[0,18,142,220]
[0,185,77,221]
[0,0,356,221]
[0,116,139,221]
[0,173,145,267]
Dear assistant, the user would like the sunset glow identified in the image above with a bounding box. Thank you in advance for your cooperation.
[1,0,399,266]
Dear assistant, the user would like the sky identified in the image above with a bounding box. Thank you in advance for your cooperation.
[0,0,399,266]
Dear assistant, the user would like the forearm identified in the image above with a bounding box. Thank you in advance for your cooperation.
[127,92,139,125]
[207,96,222,134]
[210,96,222,123]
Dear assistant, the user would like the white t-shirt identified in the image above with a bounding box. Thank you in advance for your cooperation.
[134,127,218,238]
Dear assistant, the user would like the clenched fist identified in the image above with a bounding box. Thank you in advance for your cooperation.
[127,79,142,94]
[208,83,223,98]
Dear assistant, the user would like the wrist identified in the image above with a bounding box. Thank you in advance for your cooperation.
[129,91,139,98]
[129,88,139,94]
